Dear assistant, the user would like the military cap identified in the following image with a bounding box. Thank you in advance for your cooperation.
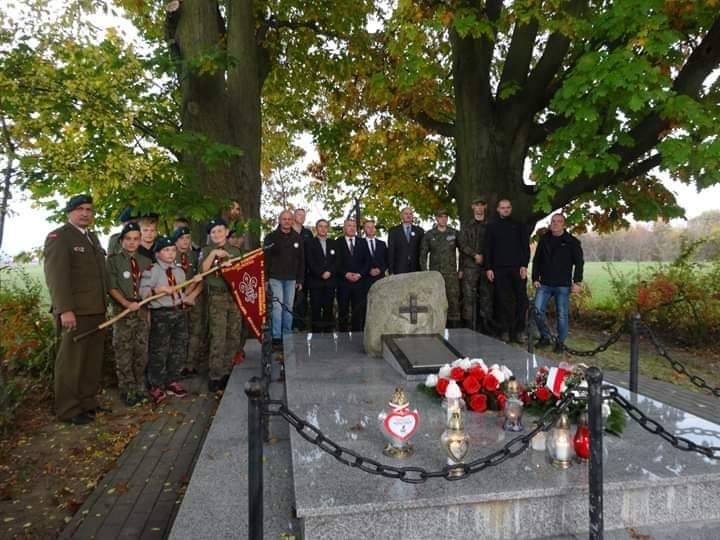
[206,217,228,234]
[65,194,93,213]
[117,207,135,223]
[171,226,191,243]
[435,208,449,216]
[119,222,141,239]
[153,235,175,253]
[471,196,487,205]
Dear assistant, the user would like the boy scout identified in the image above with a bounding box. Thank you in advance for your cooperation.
[200,217,242,392]
[140,236,190,403]
[419,209,462,327]
[43,194,108,425]
[107,207,138,255]
[106,222,152,406]
[173,226,204,375]
[138,215,159,262]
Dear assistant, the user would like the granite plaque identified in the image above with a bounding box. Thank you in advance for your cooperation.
[382,333,463,380]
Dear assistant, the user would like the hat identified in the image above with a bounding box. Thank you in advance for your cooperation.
[65,194,93,213]
[171,226,191,243]
[153,235,175,253]
[117,207,135,223]
[435,208,449,217]
[119,222,141,239]
[471,196,487,205]
[206,217,228,234]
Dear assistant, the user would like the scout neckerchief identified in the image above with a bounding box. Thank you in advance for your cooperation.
[130,256,141,299]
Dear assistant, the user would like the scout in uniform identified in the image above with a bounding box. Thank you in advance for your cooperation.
[200,217,243,392]
[43,194,109,425]
[106,222,152,406]
[140,236,191,403]
[172,226,205,375]
[107,207,138,255]
[419,209,462,327]
[137,215,159,262]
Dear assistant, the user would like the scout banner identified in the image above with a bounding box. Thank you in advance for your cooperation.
[220,247,267,341]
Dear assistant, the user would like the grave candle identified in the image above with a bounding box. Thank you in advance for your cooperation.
[547,413,574,469]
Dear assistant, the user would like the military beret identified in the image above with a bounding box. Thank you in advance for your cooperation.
[153,235,175,253]
[65,194,93,213]
[435,208,449,216]
[471,196,487,205]
[206,217,228,234]
[119,222,141,239]
[117,207,135,223]
[171,226,191,243]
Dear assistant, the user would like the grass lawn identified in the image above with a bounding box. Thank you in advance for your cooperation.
[581,261,656,306]
[0,263,50,305]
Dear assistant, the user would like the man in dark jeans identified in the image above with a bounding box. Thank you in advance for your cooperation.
[336,218,370,331]
[484,199,530,343]
[532,213,585,353]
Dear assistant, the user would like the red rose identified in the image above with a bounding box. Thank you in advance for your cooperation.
[468,366,486,382]
[436,378,450,396]
[483,373,499,392]
[496,392,507,410]
[469,394,487,412]
[450,367,465,381]
[462,375,481,395]
[536,387,552,401]
[520,390,530,404]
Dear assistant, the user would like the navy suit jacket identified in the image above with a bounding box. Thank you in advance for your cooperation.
[387,224,424,274]
[336,236,371,285]
[365,237,387,282]
[306,237,339,289]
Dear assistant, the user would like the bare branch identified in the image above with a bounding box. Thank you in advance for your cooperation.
[498,18,539,100]
[411,111,456,137]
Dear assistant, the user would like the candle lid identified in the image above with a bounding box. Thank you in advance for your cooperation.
[389,387,408,408]
[556,412,570,429]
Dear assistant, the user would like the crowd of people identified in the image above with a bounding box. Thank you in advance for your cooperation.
[43,193,584,425]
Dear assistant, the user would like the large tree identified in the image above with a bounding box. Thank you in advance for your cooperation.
[309,0,720,228]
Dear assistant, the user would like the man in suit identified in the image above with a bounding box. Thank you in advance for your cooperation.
[43,194,109,425]
[292,208,314,331]
[336,218,370,331]
[363,219,387,290]
[387,207,424,274]
[306,219,339,332]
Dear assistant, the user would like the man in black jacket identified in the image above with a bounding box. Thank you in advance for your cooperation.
[484,199,531,343]
[363,219,387,289]
[292,208,314,331]
[336,219,371,331]
[532,213,585,353]
[263,210,305,346]
[306,219,339,332]
[387,207,424,274]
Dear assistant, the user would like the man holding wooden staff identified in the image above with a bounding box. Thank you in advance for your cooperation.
[44,194,109,425]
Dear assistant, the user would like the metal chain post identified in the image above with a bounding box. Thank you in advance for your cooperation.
[245,377,265,540]
[587,367,604,539]
[629,313,641,393]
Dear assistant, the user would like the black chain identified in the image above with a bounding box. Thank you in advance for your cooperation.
[262,392,575,483]
[638,322,720,397]
[606,386,720,460]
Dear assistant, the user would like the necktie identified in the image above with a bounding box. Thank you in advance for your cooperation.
[165,267,177,306]
[369,239,375,256]
[130,257,141,299]
[180,252,189,274]
[349,238,354,255]
[404,226,410,242]
[321,240,326,256]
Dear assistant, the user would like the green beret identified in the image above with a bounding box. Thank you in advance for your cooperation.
[435,208,449,217]
[153,235,175,253]
[117,207,135,223]
[471,196,487,205]
[119,222,141,239]
[206,217,228,234]
[65,194,93,213]
[171,226,191,243]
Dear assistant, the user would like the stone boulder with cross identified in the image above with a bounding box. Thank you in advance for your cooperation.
[363,271,448,357]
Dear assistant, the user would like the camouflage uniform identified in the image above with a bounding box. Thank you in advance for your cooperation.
[176,249,205,371]
[200,243,243,383]
[419,226,461,322]
[458,217,493,331]
[106,250,152,395]
[140,261,187,388]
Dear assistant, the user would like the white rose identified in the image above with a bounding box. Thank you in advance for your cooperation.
[602,402,611,419]
[445,380,462,399]
[469,358,487,370]
[500,366,513,380]
[490,368,506,383]
[452,358,471,370]
[438,364,452,379]
[425,374,438,388]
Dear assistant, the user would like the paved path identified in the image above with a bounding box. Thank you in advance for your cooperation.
[59,377,217,540]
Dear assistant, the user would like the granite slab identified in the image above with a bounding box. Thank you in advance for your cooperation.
[285,330,720,540]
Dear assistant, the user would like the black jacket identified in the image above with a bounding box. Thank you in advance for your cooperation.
[263,227,305,282]
[483,217,531,270]
[336,236,370,284]
[387,224,424,274]
[366,237,388,283]
[306,237,339,289]
[531,231,584,287]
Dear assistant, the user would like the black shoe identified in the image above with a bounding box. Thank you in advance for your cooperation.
[553,341,565,354]
[535,337,552,349]
[220,375,229,389]
[65,412,93,425]
[208,379,223,393]
[86,405,112,418]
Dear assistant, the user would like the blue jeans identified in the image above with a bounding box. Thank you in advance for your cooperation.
[534,285,570,343]
[269,279,296,340]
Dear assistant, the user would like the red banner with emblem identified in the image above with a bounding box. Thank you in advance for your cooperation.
[220,248,266,341]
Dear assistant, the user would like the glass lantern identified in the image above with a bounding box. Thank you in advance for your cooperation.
[547,412,574,468]
[503,379,524,432]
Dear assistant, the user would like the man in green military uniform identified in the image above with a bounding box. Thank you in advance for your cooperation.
[458,196,493,333]
[419,209,461,327]
[44,194,109,425]
[106,222,152,406]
